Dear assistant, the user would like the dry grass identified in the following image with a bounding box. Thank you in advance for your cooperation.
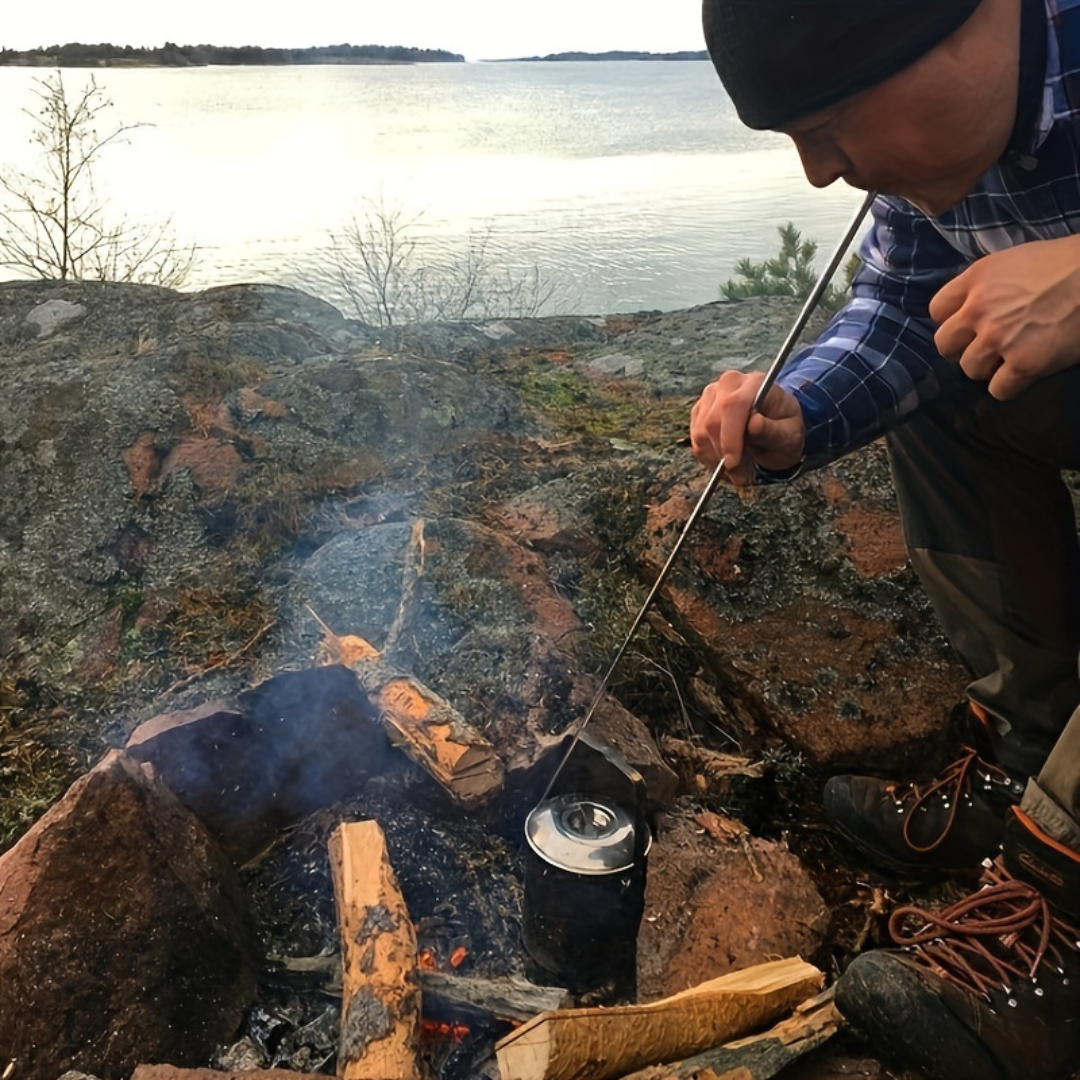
[165,583,275,676]
[171,351,268,405]
[0,739,74,851]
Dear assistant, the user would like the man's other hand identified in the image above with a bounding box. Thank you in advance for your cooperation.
[931,235,1080,400]
[689,370,805,486]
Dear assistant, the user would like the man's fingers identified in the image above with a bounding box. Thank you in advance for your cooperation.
[934,312,977,360]
[986,364,1029,401]
[723,458,754,487]
[689,386,723,467]
[748,411,787,446]
[688,371,799,485]
[712,371,760,470]
[930,238,1080,400]
[928,271,969,325]
[690,430,720,469]
[718,393,753,471]
[957,339,1004,383]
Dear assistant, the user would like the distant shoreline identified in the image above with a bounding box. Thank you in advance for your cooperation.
[0,43,465,67]
[0,44,708,69]
[488,50,709,62]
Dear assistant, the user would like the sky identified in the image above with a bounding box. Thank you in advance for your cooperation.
[0,0,707,62]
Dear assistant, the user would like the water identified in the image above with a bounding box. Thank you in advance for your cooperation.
[0,62,863,316]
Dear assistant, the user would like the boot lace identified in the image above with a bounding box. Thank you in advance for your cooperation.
[896,746,1014,854]
[889,862,1080,997]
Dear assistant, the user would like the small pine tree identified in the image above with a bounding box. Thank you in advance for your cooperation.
[721,223,857,311]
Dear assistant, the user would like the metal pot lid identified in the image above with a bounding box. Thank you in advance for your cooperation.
[525,793,648,875]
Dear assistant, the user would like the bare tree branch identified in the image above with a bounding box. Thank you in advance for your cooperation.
[0,71,195,286]
[330,198,568,327]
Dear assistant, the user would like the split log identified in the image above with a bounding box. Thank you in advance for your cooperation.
[329,821,420,1080]
[420,971,572,1024]
[495,956,823,1080]
[616,989,843,1079]
[266,955,571,1024]
[265,952,342,994]
[313,613,504,807]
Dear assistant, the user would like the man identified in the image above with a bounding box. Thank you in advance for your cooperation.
[692,0,1080,1076]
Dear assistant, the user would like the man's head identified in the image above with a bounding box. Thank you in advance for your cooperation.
[703,0,1022,215]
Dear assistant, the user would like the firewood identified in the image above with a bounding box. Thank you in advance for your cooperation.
[615,989,842,1079]
[329,821,420,1080]
[420,970,571,1023]
[266,955,571,1024]
[265,952,343,993]
[494,956,823,1080]
[312,610,504,807]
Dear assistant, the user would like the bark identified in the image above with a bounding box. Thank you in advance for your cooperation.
[329,820,421,1080]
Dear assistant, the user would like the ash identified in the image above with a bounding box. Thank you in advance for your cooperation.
[232,759,526,1075]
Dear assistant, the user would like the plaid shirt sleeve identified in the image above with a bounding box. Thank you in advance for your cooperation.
[775,195,972,472]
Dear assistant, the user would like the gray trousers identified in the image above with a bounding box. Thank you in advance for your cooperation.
[885,364,1080,848]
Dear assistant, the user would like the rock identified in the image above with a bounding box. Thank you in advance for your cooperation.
[159,437,244,501]
[255,352,523,461]
[126,666,390,861]
[1,279,966,785]
[292,515,586,756]
[0,750,257,1080]
[635,455,968,768]
[570,298,833,397]
[0,281,521,703]
[581,351,646,378]
[290,522,418,649]
[386,313,608,359]
[489,478,602,557]
[25,297,87,337]
[637,813,830,1000]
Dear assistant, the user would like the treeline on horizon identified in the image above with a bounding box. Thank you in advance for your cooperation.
[0,42,465,67]
[505,49,709,61]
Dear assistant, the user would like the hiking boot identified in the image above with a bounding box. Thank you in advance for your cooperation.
[835,811,1080,1080]
[823,745,1024,873]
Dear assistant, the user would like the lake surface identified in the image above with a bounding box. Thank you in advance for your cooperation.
[0,62,863,316]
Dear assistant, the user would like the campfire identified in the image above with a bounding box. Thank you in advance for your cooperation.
[0,625,843,1080]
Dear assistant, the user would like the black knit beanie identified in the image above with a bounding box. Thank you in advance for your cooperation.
[703,0,984,129]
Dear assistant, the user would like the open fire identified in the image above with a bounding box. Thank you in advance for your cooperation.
[0,649,841,1080]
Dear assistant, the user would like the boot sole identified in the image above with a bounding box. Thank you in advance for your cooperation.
[836,952,1008,1080]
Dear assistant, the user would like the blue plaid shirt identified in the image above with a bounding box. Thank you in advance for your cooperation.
[776,0,1080,472]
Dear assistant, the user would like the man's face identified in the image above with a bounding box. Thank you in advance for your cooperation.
[777,0,1019,216]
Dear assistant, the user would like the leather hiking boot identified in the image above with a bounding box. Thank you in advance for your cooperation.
[836,817,1080,1080]
[823,746,1024,873]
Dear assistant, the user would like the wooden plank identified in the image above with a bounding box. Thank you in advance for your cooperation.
[616,990,842,1079]
[328,821,420,1080]
[495,956,823,1080]
[312,612,504,807]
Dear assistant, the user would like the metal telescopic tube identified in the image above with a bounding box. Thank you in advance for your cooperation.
[750,189,878,413]
[537,190,877,806]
